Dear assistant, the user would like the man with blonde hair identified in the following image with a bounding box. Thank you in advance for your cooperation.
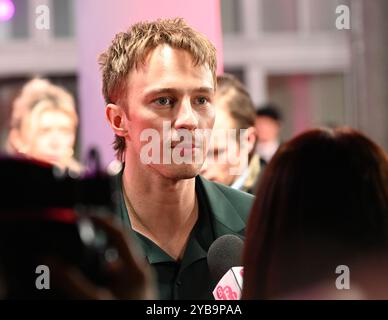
[100,18,253,299]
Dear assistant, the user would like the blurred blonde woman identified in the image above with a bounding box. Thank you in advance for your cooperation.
[6,78,83,173]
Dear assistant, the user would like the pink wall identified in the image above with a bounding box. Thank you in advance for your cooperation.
[288,75,312,135]
[75,0,223,167]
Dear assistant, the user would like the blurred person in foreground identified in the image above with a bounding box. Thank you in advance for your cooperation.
[255,104,282,163]
[0,155,154,299]
[200,74,265,194]
[0,216,155,300]
[99,18,253,299]
[242,127,388,299]
[45,216,155,300]
[6,78,83,173]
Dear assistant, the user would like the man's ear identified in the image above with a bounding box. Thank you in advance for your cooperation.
[244,126,257,155]
[105,104,128,138]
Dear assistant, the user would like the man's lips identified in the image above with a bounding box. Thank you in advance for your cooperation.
[170,139,202,148]
[171,143,200,149]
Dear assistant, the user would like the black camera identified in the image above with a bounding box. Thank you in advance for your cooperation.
[0,155,120,299]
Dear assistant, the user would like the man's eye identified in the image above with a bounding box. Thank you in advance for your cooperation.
[194,96,208,105]
[154,97,174,106]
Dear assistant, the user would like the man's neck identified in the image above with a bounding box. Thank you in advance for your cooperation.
[121,162,198,260]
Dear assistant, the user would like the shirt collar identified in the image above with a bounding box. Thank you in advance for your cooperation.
[230,166,250,190]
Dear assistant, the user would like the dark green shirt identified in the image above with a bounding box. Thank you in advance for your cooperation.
[115,173,254,300]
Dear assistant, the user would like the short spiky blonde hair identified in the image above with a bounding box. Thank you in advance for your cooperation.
[98,17,217,160]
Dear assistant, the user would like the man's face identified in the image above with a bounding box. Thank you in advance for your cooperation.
[200,98,242,186]
[23,108,76,166]
[123,45,215,180]
[255,116,280,143]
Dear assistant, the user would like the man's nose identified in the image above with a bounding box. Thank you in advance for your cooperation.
[174,98,198,131]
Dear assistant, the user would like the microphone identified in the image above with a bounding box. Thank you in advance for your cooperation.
[207,234,244,300]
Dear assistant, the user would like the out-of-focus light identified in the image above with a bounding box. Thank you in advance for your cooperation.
[0,0,15,22]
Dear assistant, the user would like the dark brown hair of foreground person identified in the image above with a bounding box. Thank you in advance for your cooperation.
[242,127,388,299]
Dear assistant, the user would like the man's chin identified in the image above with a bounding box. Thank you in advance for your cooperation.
[153,163,202,180]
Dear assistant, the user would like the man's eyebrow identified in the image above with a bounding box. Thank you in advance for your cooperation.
[144,88,178,97]
[195,87,214,94]
[143,87,214,98]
